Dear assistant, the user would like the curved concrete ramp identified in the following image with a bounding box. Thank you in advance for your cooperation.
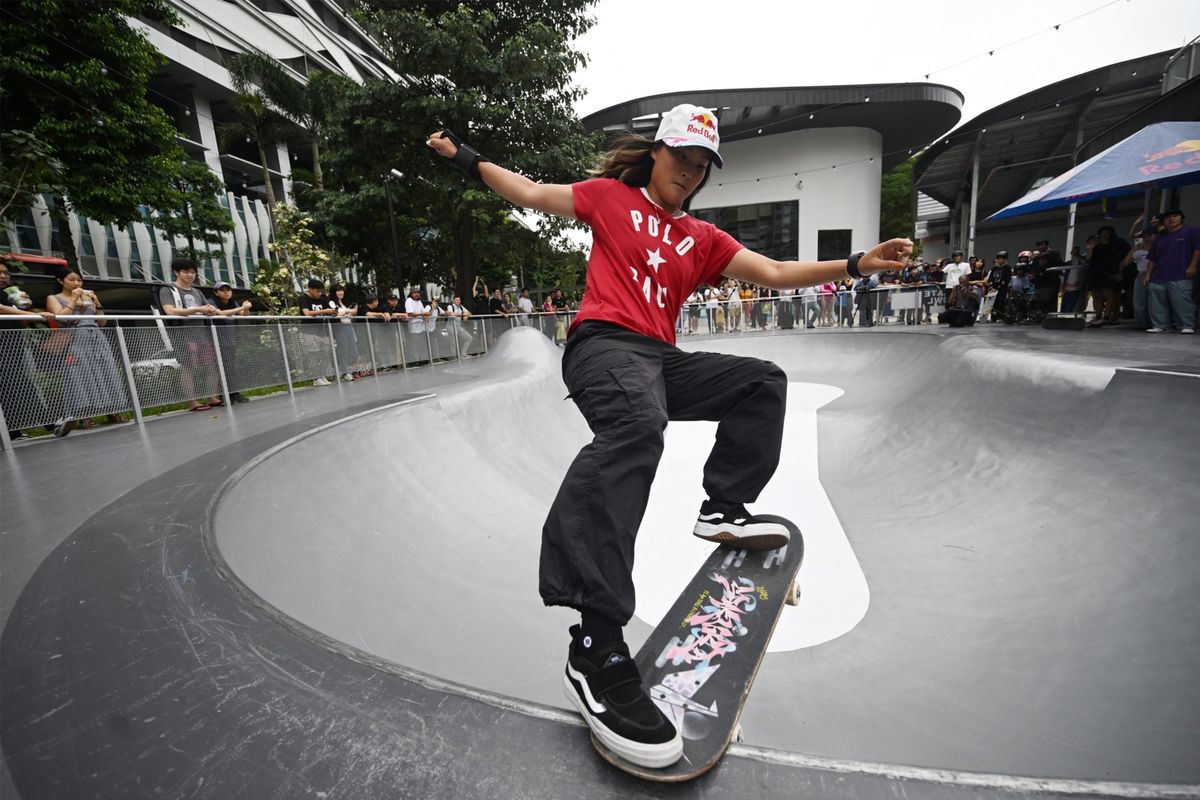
[213,326,1200,784]
[3,326,1197,798]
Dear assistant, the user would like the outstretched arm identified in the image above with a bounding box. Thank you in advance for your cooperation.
[724,239,912,291]
[426,131,576,220]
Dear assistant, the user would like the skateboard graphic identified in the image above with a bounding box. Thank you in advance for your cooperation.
[591,515,804,781]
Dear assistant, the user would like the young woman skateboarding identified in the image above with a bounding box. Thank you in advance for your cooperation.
[428,105,910,768]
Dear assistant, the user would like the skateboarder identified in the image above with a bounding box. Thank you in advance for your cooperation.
[427,106,910,769]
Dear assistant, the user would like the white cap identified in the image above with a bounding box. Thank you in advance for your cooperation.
[654,104,723,168]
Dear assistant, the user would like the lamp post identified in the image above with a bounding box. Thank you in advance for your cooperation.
[383,169,404,293]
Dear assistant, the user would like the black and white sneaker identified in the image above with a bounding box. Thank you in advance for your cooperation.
[561,625,682,769]
[693,500,789,550]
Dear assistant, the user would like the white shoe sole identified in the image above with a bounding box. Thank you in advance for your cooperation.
[693,520,789,551]
[561,673,682,769]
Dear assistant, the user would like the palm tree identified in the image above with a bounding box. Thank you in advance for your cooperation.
[216,92,294,234]
[227,51,348,192]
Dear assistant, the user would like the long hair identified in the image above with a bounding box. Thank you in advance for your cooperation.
[590,132,712,212]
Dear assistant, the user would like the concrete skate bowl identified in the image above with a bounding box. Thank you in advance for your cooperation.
[211,326,1200,787]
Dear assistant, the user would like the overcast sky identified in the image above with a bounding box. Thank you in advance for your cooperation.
[572,0,1199,130]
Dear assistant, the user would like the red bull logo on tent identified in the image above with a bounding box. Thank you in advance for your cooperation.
[1140,140,1200,176]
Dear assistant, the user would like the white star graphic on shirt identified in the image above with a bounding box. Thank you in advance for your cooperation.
[645,248,667,273]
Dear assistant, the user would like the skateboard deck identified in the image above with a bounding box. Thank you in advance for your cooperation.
[591,515,804,781]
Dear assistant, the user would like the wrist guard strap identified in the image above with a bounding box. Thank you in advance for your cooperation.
[438,129,489,180]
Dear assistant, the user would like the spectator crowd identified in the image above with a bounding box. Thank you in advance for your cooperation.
[3,209,1196,443]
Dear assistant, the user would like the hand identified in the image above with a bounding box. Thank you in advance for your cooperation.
[426,130,457,159]
[71,287,85,299]
[861,239,913,274]
[1187,265,1196,280]
[201,304,219,315]
[39,310,56,323]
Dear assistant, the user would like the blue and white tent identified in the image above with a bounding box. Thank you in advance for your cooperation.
[989,121,1200,220]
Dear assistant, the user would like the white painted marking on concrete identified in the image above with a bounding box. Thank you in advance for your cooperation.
[633,382,869,651]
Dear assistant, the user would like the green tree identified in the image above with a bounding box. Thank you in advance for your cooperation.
[154,158,235,269]
[880,155,917,242]
[325,1,601,299]
[0,130,65,221]
[0,0,188,269]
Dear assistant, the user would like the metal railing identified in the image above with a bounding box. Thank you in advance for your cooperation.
[0,311,579,449]
[1,287,961,450]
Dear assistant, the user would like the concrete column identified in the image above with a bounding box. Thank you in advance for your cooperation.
[967,130,984,259]
[192,94,225,180]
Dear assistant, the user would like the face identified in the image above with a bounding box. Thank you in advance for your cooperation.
[453,296,461,305]
[60,271,83,292]
[958,275,969,286]
[216,287,233,302]
[175,267,197,284]
[307,286,322,298]
[0,266,9,288]
[335,288,344,299]
[1165,213,1183,231]
[648,145,710,211]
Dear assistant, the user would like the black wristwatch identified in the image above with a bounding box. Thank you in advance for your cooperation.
[846,251,866,279]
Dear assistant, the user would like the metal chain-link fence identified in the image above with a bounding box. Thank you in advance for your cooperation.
[3,294,948,449]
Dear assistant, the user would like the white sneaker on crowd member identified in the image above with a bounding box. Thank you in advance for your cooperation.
[1181,328,1195,334]
[313,376,332,386]
[1146,328,1165,333]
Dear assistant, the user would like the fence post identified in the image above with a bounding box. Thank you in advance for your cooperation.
[276,320,295,395]
[364,319,378,377]
[0,405,12,451]
[113,321,145,426]
[396,324,407,372]
[327,321,341,385]
[209,321,233,408]
[425,324,434,368]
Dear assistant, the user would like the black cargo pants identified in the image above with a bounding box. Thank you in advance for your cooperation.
[539,321,787,625]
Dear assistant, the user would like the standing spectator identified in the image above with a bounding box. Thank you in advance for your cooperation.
[703,283,721,332]
[1144,208,1198,334]
[818,280,837,327]
[551,288,569,344]
[943,250,970,304]
[1031,252,1060,320]
[405,288,431,363]
[1121,227,1156,329]
[384,292,406,321]
[1085,226,1130,327]
[208,281,252,403]
[517,288,535,325]
[1007,266,1036,322]
[357,293,391,322]
[329,284,360,381]
[855,273,879,327]
[724,279,742,331]
[472,281,491,317]
[984,251,1012,323]
[444,293,474,354]
[45,267,130,436]
[297,278,337,386]
[159,258,222,409]
[1060,245,1087,313]
[797,284,819,328]
[0,262,55,438]
[489,288,508,318]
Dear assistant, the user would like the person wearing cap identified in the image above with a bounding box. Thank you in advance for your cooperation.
[984,251,1011,322]
[943,250,970,305]
[297,278,337,385]
[208,281,253,403]
[1143,208,1198,334]
[426,106,911,770]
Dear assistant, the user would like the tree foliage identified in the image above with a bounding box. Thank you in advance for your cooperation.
[880,156,917,242]
[154,159,235,264]
[319,0,601,298]
[0,130,65,221]
[0,0,188,263]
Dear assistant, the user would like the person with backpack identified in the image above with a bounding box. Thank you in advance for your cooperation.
[157,258,222,411]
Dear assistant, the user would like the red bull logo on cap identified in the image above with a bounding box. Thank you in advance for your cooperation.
[686,112,718,144]
[1139,139,1200,177]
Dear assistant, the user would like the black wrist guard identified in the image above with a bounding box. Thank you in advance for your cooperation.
[847,251,866,279]
[436,129,489,180]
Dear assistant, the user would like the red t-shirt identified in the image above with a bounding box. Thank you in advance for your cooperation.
[571,178,743,344]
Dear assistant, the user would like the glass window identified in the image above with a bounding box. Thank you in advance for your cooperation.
[692,201,799,262]
[817,229,852,262]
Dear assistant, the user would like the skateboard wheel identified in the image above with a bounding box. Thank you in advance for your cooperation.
[785,581,801,606]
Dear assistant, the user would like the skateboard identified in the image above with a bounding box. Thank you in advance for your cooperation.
[590,515,804,782]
